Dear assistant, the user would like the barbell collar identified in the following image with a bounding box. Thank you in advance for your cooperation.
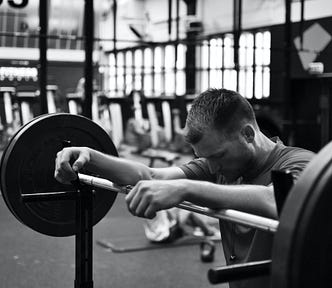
[78,173,279,233]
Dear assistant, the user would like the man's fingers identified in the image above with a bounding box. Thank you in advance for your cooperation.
[72,155,87,172]
[144,205,157,219]
[125,184,136,203]
[134,197,150,217]
[125,186,141,214]
[54,148,86,184]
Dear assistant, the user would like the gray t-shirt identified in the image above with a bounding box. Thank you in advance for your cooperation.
[179,139,315,288]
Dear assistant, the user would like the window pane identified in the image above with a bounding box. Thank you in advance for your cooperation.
[263,31,271,49]
[165,72,175,95]
[117,52,124,91]
[263,67,270,97]
[126,51,132,67]
[135,49,142,74]
[246,68,253,99]
[154,74,162,96]
[134,50,142,90]
[108,54,116,95]
[144,74,153,96]
[256,32,263,48]
[255,66,263,99]
[154,47,163,72]
[239,34,246,67]
[239,69,246,96]
[224,69,237,91]
[210,70,222,88]
[201,40,209,69]
[176,44,186,69]
[144,48,152,68]
[125,51,133,94]
[143,48,153,96]
[263,31,271,65]
[201,70,209,91]
[165,45,175,69]
[216,38,223,68]
[224,36,234,68]
[176,71,186,95]
[125,73,133,95]
[210,39,218,68]
[246,33,254,66]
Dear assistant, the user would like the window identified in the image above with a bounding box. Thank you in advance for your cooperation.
[106,30,271,99]
[199,30,271,99]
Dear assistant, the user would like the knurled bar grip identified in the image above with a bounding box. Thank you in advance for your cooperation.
[77,173,279,233]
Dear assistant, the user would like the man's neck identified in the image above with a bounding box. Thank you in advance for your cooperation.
[243,132,277,181]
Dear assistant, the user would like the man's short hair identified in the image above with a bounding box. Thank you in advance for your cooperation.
[185,88,257,144]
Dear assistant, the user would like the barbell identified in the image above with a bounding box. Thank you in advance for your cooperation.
[0,113,331,288]
[77,173,279,233]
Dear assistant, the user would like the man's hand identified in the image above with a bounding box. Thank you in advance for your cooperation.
[54,147,91,184]
[125,179,187,219]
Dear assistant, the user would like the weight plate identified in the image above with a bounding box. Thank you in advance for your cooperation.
[0,113,118,237]
[271,141,332,288]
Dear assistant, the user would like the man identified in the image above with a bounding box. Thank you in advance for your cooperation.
[55,88,315,288]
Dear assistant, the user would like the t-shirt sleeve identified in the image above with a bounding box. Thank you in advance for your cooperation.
[179,158,217,182]
[277,148,316,182]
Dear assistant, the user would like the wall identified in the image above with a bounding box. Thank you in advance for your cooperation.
[270,16,332,101]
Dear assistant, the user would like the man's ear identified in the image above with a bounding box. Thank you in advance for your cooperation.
[241,125,255,143]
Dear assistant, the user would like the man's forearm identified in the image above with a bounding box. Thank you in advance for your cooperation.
[86,148,153,185]
[183,180,278,219]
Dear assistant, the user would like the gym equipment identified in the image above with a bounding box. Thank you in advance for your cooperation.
[0,87,16,127]
[77,173,278,232]
[0,113,118,288]
[0,113,118,237]
[0,113,331,288]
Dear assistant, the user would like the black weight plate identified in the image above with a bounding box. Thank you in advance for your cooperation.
[0,113,118,237]
[271,141,332,288]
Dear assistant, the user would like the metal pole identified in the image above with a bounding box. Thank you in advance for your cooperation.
[78,173,279,233]
[168,0,172,39]
[184,0,197,96]
[284,0,293,143]
[39,0,48,114]
[113,0,118,93]
[300,0,305,50]
[75,186,94,288]
[233,0,242,92]
[83,0,94,119]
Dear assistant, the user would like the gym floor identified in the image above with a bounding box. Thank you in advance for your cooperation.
[0,147,228,288]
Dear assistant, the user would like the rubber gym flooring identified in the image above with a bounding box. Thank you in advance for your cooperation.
[0,146,228,288]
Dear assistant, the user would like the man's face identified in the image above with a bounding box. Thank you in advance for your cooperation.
[192,128,253,182]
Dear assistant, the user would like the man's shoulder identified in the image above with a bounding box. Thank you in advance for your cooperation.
[271,145,316,180]
[277,145,316,162]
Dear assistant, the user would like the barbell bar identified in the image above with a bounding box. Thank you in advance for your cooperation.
[77,173,279,233]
